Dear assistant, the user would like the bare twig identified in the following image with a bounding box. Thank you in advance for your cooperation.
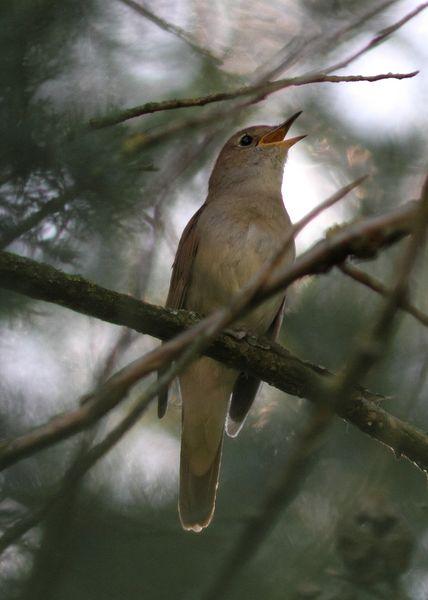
[0,329,215,557]
[116,0,221,64]
[116,67,417,154]
[244,176,368,294]
[4,206,171,576]
[0,499,54,556]
[336,0,400,37]
[15,203,168,596]
[89,71,417,130]
[262,0,424,84]
[323,1,428,74]
[367,176,428,345]
[245,0,425,108]
[0,399,152,557]
[89,2,425,160]
[253,0,400,82]
[339,262,428,328]
[0,188,76,250]
[256,201,416,302]
[89,2,426,131]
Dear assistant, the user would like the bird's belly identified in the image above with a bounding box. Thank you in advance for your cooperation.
[186,220,293,334]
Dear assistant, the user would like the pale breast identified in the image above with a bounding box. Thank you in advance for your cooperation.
[185,196,295,334]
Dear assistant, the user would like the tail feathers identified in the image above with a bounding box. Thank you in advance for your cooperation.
[226,372,261,438]
[225,414,244,438]
[179,437,223,533]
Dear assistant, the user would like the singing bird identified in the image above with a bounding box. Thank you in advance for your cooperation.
[159,111,305,532]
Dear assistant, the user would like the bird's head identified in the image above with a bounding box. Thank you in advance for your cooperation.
[208,111,305,197]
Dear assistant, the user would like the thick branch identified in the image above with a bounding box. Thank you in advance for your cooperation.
[1,201,428,475]
[0,201,417,350]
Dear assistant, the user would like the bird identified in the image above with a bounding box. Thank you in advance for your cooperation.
[159,111,305,532]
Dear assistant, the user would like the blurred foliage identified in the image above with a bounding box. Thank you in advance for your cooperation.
[1,1,428,600]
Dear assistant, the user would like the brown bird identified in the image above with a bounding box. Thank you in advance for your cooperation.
[159,111,305,532]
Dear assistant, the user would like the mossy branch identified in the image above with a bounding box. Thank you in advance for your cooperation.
[1,199,428,475]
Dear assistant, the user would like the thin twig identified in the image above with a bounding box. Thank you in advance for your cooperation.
[116,0,221,64]
[0,326,218,556]
[90,2,426,131]
[339,262,428,328]
[0,399,152,557]
[323,1,428,74]
[2,207,168,568]
[89,71,417,130]
[252,0,400,82]
[117,67,418,154]
[0,189,76,250]
[89,2,426,159]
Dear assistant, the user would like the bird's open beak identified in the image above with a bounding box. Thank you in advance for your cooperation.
[258,111,306,150]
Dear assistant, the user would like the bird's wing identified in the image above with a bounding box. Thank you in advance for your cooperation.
[226,296,286,437]
[166,205,203,310]
[158,206,204,418]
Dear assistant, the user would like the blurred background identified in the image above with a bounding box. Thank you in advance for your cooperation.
[0,0,428,598]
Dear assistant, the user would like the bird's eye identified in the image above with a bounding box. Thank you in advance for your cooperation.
[238,134,253,147]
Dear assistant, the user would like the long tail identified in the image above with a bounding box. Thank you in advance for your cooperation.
[178,357,236,532]
[179,434,223,532]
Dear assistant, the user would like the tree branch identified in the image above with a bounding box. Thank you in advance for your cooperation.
[323,1,428,74]
[0,208,168,565]
[339,262,428,328]
[1,200,428,475]
[89,2,426,130]
[252,0,400,82]
[0,189,76,250]
[89,71,418,129]
[0,201,417,349]
[0,330,207,556]
[116,0,222,64]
